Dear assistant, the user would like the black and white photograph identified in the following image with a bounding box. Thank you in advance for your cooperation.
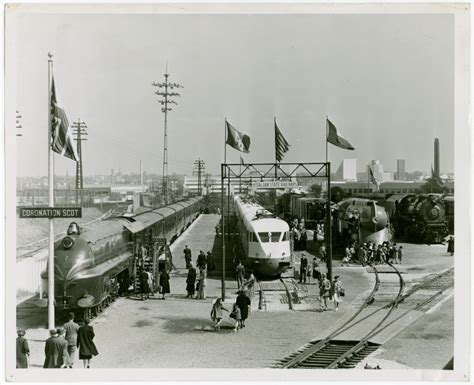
[4,2,470,382]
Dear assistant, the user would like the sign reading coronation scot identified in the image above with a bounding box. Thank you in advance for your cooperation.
[19,207,82,218]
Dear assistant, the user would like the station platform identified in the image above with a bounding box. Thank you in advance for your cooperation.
[16,215,454,369]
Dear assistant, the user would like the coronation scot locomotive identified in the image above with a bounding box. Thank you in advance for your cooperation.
[41,197,203,318]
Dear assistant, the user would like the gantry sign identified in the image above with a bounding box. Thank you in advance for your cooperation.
[220,162,332,300]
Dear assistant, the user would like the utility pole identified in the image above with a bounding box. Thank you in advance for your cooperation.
[152,64,183,206]
[193,159,205,196]
[72,119,87,206]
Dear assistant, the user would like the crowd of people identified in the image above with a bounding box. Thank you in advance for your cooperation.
[339,241,404,266]
[17,313,99,369]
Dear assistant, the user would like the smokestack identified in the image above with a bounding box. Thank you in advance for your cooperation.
[140,160,143,185]
[111,169,114,186]
[434,138,440,177]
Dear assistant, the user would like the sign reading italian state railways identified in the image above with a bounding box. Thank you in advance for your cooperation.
[19,207,82,218]
[251,181,298,188]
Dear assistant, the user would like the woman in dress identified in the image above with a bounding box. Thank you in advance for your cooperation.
[332,275,344,311]
[76,319,98,368]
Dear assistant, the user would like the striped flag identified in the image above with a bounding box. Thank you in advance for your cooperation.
[369,167,380,191]
[274,119,290,162]
[327,118,355,150]
[51,76,79,161]
[226,120,250,153]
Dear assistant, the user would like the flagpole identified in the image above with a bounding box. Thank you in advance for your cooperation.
[224,118,227,165]
[325,116,328,164]
[274,117,278,180]
[47,53,55,329]
[367,166,370,195]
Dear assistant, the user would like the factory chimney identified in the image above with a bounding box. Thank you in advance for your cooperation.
[140,160,143,185]
[111,169,114,186]
[434,138,440,177]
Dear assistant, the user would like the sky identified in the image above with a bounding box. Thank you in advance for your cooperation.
[7,10,454,177]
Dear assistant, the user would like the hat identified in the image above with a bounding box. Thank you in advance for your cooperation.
[334,275,340,279]
[49,329,58,336]
[17,329,25,336]
[56,327,64,335]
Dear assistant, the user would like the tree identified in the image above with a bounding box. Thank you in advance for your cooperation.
[309,183,322,197]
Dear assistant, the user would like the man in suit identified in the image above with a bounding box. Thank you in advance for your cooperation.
[43,329,67,368]
[299,253,308,284]
[56,328,69,368]
[63,312,79,368]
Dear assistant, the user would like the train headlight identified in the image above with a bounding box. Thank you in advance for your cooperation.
[62,237,74,250]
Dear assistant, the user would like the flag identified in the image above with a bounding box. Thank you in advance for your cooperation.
[275,119,290,162]
[369,167,380,192]
[51,76,79,161]
[327,118,355,150]
[226,121,250,153]
[240,156,245,165]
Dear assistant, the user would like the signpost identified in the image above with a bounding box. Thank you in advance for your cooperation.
[19,207,82,218]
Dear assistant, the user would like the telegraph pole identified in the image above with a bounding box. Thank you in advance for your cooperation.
[72,119,87,205]
[152,64,183,205]
[193,159,205,196]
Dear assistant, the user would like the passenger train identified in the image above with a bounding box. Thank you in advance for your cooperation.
[234,196,291,277]
[41,197,204,318]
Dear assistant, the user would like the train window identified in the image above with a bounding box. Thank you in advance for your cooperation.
[281,231,289,241]
[258,232,270,242]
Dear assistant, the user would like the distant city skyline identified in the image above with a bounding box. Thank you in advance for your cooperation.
[8,12,454,178]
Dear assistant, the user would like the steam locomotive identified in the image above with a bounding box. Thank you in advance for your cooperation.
[41,197,204,319]
[386,193,449,243]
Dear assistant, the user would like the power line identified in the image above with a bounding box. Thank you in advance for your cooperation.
[152,64,183,205]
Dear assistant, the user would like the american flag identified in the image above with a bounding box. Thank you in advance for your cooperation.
[369,167,380,191]
[275,119,290,162]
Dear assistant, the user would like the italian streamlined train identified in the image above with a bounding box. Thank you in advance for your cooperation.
[234,196,291,277]
[41,197,204,318]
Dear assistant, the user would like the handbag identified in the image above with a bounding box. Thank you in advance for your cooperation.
[339,287,345,297]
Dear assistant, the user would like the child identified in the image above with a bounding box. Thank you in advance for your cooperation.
[229,303,241,332]
[210,298,228,330]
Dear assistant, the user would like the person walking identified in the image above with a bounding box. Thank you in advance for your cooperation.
[43,329,67,368]
[206,251,215,271]
[56,328,69,368]
[196,250,207,270]
[299,253,308,284]
[139,268,150,300]
[229,303,241,332]
[319,244,327,263]
[235,261,245,291]
[210,298,229,330]
[16,329,29,369]
[319,274,331,311]
[186,264,197,298]
[332,275,344,311]
[342,247,351,267]
[159,269,170,300]
[215,223,220,237]
[184,245,192,269]
[312,258,321,284]
[77,319,98,368]
[63,312,79,368]
[236,291,251,328]
[197,267,207,300]
[397,245,403,263]
[447,236,454,256]
[243,271,256,299]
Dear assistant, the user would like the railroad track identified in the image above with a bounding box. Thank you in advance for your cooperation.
[256,278,294,311]
[274,265,454,369]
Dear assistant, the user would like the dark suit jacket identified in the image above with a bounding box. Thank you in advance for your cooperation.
[43,336,68,368]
